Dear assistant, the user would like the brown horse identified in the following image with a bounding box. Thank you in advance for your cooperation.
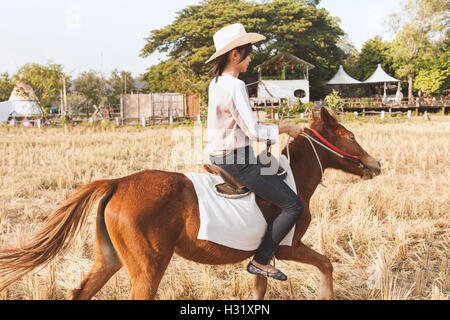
[0,107,381,300]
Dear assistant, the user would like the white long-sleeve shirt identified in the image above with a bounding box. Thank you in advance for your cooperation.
[206,74,279,157]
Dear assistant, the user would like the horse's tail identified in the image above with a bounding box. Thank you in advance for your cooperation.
[0,178,118,292]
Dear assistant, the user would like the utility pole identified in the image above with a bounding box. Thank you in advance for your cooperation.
[60,88,63,116]
[124,72,127,94]
[63,76,67,116]
[61,75,67,117]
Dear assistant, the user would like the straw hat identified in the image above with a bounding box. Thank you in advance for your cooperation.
[205,23,266,64]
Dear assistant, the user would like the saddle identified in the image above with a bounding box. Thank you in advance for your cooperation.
[203,164,251,198]
[204,158,288,199]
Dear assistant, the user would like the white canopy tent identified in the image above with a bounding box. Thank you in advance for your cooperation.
[364,64,400,83]
[364,64,401,103]
[325,64,404,104]
[327,65,361,85]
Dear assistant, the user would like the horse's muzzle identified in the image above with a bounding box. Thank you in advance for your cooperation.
[362,158,382,180]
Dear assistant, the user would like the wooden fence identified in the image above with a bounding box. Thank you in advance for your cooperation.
[249,96,449,120]
[120,93,200,123]
[4,94,447,128]
[185,94,200,119]
[341,97,449,116]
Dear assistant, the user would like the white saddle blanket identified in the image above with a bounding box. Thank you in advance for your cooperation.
[184,155,297,251]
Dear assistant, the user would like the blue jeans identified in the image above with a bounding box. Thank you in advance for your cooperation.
[209,146,304,265]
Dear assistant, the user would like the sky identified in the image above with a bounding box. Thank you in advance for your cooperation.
[0,0,404,78]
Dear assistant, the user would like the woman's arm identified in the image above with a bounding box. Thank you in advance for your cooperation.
[278,124,303,138]
[230,81,302,141]
[230,82,279,142]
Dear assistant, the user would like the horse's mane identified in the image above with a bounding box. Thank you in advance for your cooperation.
[281,124,312,158]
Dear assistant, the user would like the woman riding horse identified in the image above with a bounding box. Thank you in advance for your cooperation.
[0,23,382,300]
[205,23,304,281]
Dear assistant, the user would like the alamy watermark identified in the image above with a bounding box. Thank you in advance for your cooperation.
[170,124,282,175]
[66,5,81,30]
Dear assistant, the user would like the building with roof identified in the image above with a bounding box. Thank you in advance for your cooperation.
[0,76,43,123]
[252,52,315,104]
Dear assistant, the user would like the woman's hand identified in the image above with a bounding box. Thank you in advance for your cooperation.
[279,124,303,138]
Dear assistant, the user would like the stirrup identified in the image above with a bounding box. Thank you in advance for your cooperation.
[213,183,251,199]
[277,167,287,179]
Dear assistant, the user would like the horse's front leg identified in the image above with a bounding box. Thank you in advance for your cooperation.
[252,275,268,300]
[276,242,334,300]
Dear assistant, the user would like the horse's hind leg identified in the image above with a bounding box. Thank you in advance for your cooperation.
[71,207,122,300]
[71,253,121,300]
[105,211,175,300]
[127,249,173,300]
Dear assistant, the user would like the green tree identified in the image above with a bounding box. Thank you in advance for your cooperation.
[389,0,449,102]
[324,89,344,111]
[66,92,89,117]
[106,69,136,106]
[414,42,449,95]
[140,0,345,101]
[353,36,394,81]
[340,36,359,79]
[13,62,69,108]
[0,73,14,102]
[414,68,447,95]
[73,70,107,110]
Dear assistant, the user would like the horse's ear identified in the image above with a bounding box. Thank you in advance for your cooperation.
[311,110,319,122]
[320,107,338,128]
[329,109,338,121]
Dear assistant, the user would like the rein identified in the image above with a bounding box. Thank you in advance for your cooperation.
[307,128,360,161]
[284,127,365,188]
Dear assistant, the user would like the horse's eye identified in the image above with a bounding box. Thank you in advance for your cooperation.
[349,135,356,141]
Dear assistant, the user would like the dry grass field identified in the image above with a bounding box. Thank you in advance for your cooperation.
[0,115,448,300]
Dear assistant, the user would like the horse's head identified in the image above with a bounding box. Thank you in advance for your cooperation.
[308,107,381,180]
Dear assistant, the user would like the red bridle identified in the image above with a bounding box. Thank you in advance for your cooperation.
[308,128,360,160]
